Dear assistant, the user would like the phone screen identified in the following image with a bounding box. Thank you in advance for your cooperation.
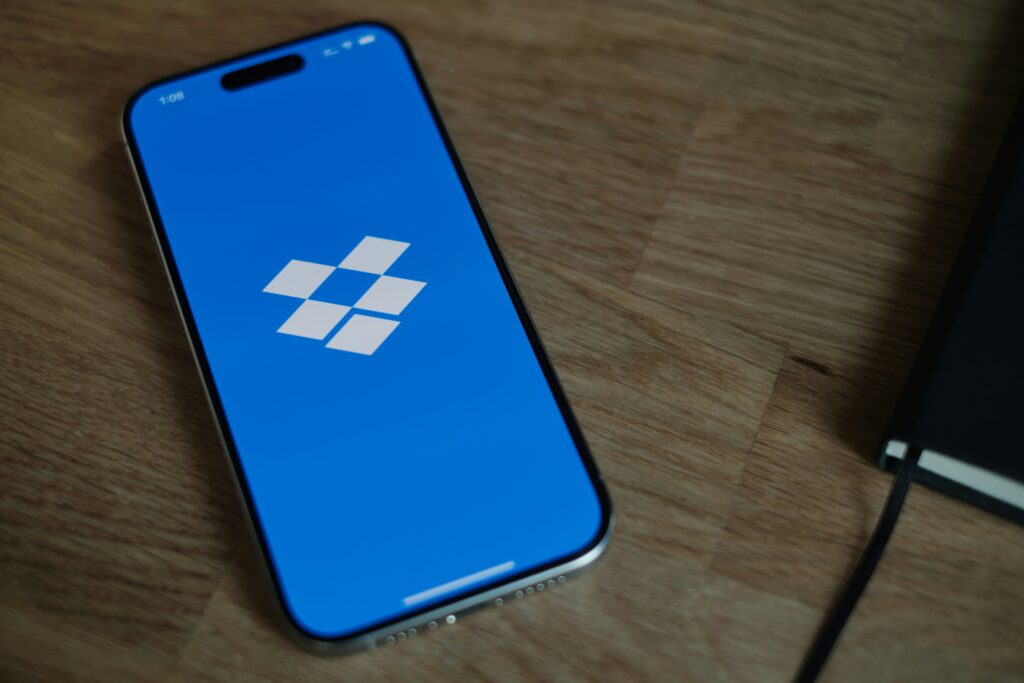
[126,25,607,639]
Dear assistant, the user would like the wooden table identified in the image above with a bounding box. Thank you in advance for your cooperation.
[3,1,1023,680]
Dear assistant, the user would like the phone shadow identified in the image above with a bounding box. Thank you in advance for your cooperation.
[836,1,1024,464]
[89,141,289,643]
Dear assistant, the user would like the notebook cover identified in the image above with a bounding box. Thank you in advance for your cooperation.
[878,93,1024,526]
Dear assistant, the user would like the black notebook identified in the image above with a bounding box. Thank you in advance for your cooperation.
[879,95,1024,525]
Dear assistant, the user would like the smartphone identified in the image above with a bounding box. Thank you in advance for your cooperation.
[123,22,612,652]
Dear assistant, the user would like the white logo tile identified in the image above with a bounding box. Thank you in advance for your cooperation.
[277,300,351,340]
[262,259,336,299]
[353,275,427,316]
[338,236,410,275]
[325,315,400,355]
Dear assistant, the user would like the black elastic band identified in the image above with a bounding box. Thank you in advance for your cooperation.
[794,447,922,682]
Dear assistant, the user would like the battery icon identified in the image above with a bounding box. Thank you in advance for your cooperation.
[358,34,376,45]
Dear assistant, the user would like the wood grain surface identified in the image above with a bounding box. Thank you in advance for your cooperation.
[2,1,1023,681]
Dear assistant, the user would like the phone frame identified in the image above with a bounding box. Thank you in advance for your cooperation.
[122,20,613,653]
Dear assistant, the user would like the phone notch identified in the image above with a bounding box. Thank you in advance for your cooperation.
[220,54,305,91]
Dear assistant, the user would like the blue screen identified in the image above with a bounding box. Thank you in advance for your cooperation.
[127,24,605,639]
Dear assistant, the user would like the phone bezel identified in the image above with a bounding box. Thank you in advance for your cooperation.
[122,20,613,652]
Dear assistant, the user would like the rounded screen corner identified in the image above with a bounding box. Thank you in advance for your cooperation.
[121,81,157,139]
[580,483,616,561]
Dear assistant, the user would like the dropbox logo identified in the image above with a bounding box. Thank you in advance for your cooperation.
[262,236,426,355]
